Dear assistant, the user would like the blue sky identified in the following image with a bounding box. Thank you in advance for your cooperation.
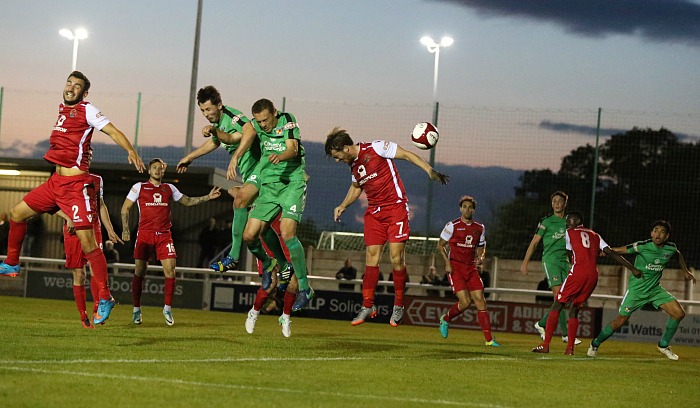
[1,0,700,159]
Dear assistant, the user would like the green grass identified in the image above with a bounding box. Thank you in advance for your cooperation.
[0,296,698,408]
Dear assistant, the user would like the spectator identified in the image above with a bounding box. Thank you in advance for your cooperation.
[104,240,120,274]
[336,258,358,291]
[421,266,442,297]
[218,219,233,254]
[0,211,9,255]
[198,217,219,268]
[535,278,553,304]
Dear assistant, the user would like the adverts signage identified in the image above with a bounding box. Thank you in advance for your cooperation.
[26,270,203,309]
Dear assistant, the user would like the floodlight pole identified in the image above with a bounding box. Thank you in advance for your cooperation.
[185,0,203,155]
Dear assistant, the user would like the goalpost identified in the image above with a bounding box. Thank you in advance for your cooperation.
[316,231,439,255]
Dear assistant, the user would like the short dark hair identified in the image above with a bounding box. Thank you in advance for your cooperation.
[251,98,275,115]
[459,195,476,209]
[652,220,671,234]
[68,71,90,92]
[149,158,165,168]
[567,211,584,226]
[324,127,354,156]
[551,191,568,203]
[197,85,222,106]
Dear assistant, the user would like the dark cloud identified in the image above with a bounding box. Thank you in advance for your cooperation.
[538,120,699,141]
[433,0,700,46]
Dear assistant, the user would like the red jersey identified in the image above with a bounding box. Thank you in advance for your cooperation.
[565,226,608,277]
[44,101,110,171]
[351,141,407,207]
[126,181,183,232]
[440,218,485,265]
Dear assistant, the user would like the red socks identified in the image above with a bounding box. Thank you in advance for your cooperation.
[253,287,269,311]
[392,268,408,307]
[283,290,297,315]
[543,309,560,346]
[85,249,110,300]
[5,220,27,265]
[362,266,380,308]
[567,317,579,350]
[72,285,87,320]
[444,302,462,321]
[477,310,493,342]
[132,274,144,308]
[89,275,99,313]
[164,277,176,307]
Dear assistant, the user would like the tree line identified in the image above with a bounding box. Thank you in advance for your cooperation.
[489,127,700,266]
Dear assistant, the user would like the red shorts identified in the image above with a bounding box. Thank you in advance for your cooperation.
[556,271,598,306]
[363,202,410,246]
[24,172,97,229]
[134,230,176,261]
[63,223,103,269]
[447,262,483,293]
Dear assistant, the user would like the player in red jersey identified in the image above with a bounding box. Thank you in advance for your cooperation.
[324,127,448,327]
[437,196,501,346]
[56,172,123,329]
[0,71,145,326]
[532,211,642,355]
[121,158,221,326]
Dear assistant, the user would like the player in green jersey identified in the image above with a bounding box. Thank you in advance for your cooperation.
[587,220,696,360]
[176,86,290,291]
[520,191,580,345]
[235,98,314,313]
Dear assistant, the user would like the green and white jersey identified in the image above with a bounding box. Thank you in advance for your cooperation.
[211,106,261,180]
[252,112,306,184]
[626,239,677,293]
[535,214,568,262]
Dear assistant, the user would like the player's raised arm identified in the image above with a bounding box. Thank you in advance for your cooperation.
[177,138,220,173]
[178,186,221,206]
[100,123,145,172]
[393,144,449,184]
[603,246,643,278]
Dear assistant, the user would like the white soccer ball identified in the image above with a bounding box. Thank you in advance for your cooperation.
[411,122,439,150]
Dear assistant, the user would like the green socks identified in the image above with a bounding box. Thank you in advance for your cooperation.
[228,207,248,260]
[659,318,681,348]
[592,324,616,348]
[285,237,309,290]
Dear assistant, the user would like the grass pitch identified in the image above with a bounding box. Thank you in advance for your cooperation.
[0,296,698,408]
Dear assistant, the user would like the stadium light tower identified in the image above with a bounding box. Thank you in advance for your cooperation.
[420,36,453,102]
[59,28,88,71]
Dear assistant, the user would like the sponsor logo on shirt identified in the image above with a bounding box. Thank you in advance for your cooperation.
[263,140,286,152]
[145,193,168,207]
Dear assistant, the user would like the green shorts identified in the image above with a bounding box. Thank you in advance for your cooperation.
[618,286,676,316]
[241,167,262,190]
[542,257,570,288]
[249,180,306,223]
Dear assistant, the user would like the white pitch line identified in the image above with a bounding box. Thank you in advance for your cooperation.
[0,366,511,408]
[0,355,517,365]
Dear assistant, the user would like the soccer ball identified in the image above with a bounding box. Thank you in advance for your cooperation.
[411,122,439,150]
